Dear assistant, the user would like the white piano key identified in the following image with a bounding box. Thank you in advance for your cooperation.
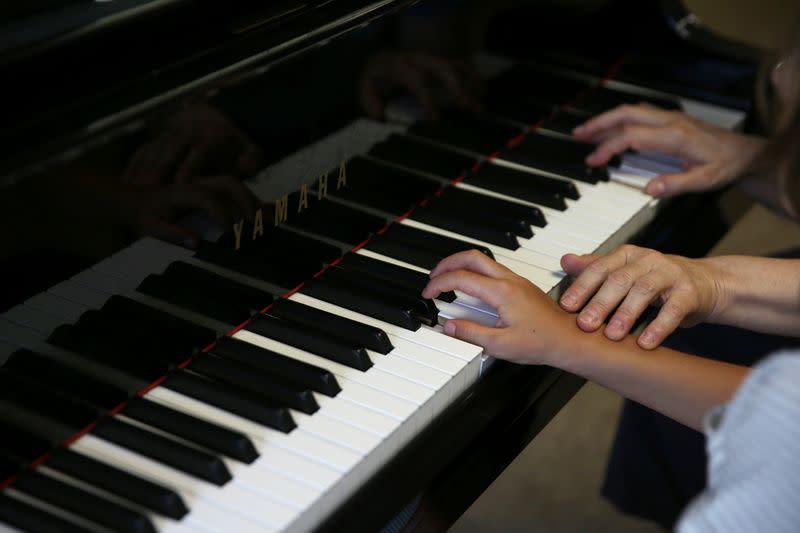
[312,394,397,437]
[399,218,562,287]
[2,305,62,333]
[368,349,451,389]
[36,466,200,533]
[233,329,435,404]
[23,292,88,322]
[387,336,467,376]
[71,436,276,532]
[292,409,382,455]
[144,386,360,484]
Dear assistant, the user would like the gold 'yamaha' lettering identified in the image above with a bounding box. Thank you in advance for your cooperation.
[337,162,346,190]
[274,195,289,226]
[252,208,264,240]
[317,173,328,200]
[233,220,244,251]
[298,184,309,213]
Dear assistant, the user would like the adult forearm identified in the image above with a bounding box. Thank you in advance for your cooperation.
[709,256,800,336]
[555,329,748,431]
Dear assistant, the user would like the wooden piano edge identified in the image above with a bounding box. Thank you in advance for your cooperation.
[319,187,750,533]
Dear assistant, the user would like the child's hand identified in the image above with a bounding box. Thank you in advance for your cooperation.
[422,250,577,365]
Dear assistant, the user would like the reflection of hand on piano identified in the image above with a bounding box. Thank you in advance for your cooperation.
[422,250,575,365]
[573,103,766,198]
[120,177,259,249]
[124,104,265,185]
[558,245,724,349]
[358,51,483,121]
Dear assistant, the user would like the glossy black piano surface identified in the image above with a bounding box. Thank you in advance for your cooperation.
[0,1,758,531]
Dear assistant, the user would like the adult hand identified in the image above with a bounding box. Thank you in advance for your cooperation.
[559,245,725,349]
[572,103,765,198]
[422,250,577,365]
[358,51,482,120]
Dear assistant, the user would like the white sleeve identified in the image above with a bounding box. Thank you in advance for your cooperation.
[676,350,800,533]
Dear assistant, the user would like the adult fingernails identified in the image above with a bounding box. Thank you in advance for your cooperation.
[579,309,599,327]
[640,331,656,347]
[561,293,578,308]
[444,321,456,335]
[607,317,624,336]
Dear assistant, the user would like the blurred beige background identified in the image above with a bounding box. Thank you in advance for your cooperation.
[450,2,800,532]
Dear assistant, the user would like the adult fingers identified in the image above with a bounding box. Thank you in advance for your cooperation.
[637,289,697,349]
[572,104,675,141]
[429,249,511,280]
[576,259,652,333]
[585,124,687,167]
[558,246,645,312]
[193,176,260,221]
[560,253,599,277]
[603,268,675,340]
[645,165,719,198]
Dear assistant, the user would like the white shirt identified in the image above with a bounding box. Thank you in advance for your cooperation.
[676,350,800,532]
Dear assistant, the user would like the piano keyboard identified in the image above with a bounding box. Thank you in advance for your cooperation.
[0,60,743,533]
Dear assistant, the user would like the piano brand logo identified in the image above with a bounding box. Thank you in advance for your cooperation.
[231,162,347,250]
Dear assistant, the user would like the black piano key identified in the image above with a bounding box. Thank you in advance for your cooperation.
[289,201,387,245]
[408,109,523,154]
[2,350,129,410]
[501,134,613,183]
[323,266,439,326]
[60,315,192,378]
[268,299,393,354]
[380,223,494,259]
[162,262,275,312]
[470,162,578,201]
[124,397,259,463]
[426,196,534,239]
[13,470,156,533]
[212,334,343,393]
[435,186,547,227]
[0,492,92,533]
[138,273,251,325]
[0,371,99,432]
[72,312,193,368]
[329,157,442,216]
[246,314,373,371]
[364,237,444,270]
[48,324,168,382]
[47,448,188,520]
[0,420,54,462]
[165,371,295,432]
[196,239,320,288]
[92,418,231,486]
[368,133,477,179]
[0,451,21,479]
[337,252,457,304]
[190,354,319,414]
[101,296,217,350]
[539,112,587,136]
[220,226,343,264]
[302,278,421,331]
[411,206,520,249]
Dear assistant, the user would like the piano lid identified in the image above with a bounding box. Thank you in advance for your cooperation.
[0,0,417,179]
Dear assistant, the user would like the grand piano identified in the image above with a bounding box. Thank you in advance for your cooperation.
[0,1,760,531]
